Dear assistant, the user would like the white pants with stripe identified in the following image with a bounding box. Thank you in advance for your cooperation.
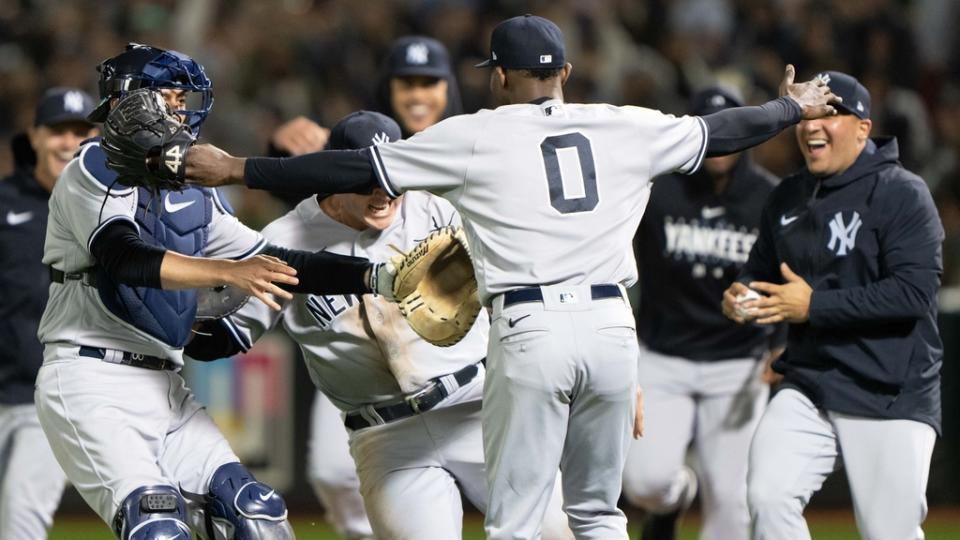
[347,372,571,540]
[34,345,239,528]
[622,347,768,540]
[484,285,638,540]
[307,391,373,539]
[0,403,67,540]
[748,388,936,540]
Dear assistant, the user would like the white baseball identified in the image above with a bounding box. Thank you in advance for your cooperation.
[734,288,761,319]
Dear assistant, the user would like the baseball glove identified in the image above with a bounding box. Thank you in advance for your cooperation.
[195,285,249,321]
[386,227,481,347]
[101,88,195,191]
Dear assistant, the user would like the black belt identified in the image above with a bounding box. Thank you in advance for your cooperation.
[502,284,622,307]
[50,266,97,287]
[79,346,176,371]
[344,361,483,430]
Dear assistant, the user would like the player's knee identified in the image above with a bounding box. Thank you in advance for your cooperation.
[113,485,191,540]
[621,466,679,510]
[202,462,294,540]
[747,476,794,520]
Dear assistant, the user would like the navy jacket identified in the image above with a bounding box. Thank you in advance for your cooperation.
[637,156,783,360]
[740,137,944,433]
[0,139,49,404]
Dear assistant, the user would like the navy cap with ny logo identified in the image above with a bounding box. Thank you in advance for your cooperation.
[476,14,566,70]
[816,71,871,119]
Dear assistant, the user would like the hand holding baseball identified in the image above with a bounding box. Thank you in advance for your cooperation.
[722,281,761,324]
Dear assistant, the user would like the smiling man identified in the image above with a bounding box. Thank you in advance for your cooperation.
[722,71,944,539]
[0,86,96,540]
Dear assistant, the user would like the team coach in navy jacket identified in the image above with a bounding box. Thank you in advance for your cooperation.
[722,71,944,540]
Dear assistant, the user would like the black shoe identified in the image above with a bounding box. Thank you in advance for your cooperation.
[640,467,697,540]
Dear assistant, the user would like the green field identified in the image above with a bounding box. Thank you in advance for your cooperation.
[48,509,960,539]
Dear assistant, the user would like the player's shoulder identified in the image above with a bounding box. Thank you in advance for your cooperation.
[400,190,457,220]
[64,140,135,197]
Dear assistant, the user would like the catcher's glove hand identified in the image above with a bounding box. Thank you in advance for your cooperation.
[101,88,195,191]
[195,285,249,321]
[377,227,481,347]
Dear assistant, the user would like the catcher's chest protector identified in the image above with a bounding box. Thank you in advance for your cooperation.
[90,142,213,346]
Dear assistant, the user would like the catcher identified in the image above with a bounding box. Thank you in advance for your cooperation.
[34,45,393,540]
[187,110,573,540]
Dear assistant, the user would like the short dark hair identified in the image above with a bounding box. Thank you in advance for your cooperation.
[522,68,563,81]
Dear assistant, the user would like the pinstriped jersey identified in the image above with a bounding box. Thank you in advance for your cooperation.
[370,99,708,305]
[220,191,490,412]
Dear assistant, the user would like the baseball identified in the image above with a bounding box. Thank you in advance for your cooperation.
[734,288,762,319]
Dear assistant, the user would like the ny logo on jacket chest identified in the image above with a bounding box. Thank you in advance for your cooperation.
[826,211,862,256]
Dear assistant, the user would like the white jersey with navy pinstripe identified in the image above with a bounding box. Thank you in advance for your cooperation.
[218,191,490,412]
[37,141,264,365]
[370,99,708,305]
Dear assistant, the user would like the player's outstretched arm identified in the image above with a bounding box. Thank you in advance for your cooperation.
[160,253,297,311]
[701,65,841,157]
[185,143,379,196]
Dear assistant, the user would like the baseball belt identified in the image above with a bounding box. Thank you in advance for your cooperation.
[78,345,176,371]
[49,266,98,287]
[344,360,484,430]
[502,283,622,307]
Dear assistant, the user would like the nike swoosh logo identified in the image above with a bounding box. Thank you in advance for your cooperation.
[258,489,275,502]
[701,206,725,219]
[780,214,799,226]
[164,193,196,213]
[507,314,531,328]
[6,210,33,226]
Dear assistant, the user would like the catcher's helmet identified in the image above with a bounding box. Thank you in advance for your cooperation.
[88,43,213,134]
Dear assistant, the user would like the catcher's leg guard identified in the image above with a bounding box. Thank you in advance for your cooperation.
[113,485,192,540]
[198,462,294,540]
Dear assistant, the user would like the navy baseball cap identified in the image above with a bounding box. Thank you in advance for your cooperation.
[385,36,453,79]
[34,87,96,127]
[327,111,401,151]
[816,71,871,119]
[475,15,566,70]
[691,86,745,116]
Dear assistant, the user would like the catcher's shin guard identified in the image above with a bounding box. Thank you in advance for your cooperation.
[113,485,192,540]
[191,462,295,540]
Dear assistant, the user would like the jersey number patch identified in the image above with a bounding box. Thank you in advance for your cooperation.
[540,133,598,214]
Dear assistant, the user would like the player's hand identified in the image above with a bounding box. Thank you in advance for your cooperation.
[749,263,812,324]
[633,385,645,439]
[722,281,755,324]
[271,116,330,156]
[223,255,298,311]
[760,346,785,386]
[780,64,842,120]
[184,143,246,187]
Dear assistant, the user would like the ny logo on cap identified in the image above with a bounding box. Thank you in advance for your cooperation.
[709,95,726,107]
[492,51,498,61]
[63,91,85,113]
[827,211,862,256]
[816,72,831,85]
[372,132,390,145]
[539,54,552,64]
[406,43,429,65]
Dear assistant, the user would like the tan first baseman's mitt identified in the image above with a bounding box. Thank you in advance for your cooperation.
[389,227,481,347]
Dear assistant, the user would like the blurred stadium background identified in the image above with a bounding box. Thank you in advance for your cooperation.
[3,0,959,536]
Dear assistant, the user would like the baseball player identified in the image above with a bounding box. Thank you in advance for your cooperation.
[723,72,943,539]
[263,36,467,539]
[622,87,784,540]
[181,15,839,538]
[0,87,97,540]
[187,110,572,540]
[34,45,384,540]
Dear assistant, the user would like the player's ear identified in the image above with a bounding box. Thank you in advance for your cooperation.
[560,63,572,85]
[857,118,872,143]
[493,66,507,90]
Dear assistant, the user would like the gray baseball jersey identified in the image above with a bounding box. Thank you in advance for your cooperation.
[38,141,264,365]
[370,99,707,304]
[222,190,490,411]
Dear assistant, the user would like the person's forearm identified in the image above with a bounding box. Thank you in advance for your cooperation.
[159,252,235,290]
[703,97,802,156]
[245,149,378,196]
[260,244,372,295]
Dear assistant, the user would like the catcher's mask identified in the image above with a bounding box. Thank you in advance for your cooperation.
[89,43,213,135]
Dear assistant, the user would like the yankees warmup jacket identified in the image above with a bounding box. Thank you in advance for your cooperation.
[739,137,944,432]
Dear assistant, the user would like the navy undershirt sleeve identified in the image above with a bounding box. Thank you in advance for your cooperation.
[702,97,802,156]
[260,244,371,295]
[245,149,377,197]
[90,221,164,288]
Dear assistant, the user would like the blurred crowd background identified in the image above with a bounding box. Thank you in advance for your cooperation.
[3,0,960,513]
